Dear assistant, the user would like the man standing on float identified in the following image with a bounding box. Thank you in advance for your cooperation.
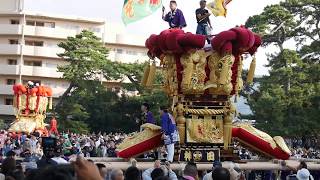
[162,0,187,29]
[141,102,155,125]
[196,0,212,43]
[159,106,179,162]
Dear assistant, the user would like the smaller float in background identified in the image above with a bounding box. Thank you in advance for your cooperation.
[8,81,53,136]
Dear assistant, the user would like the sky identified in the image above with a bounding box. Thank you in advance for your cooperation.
[24,0,282,75]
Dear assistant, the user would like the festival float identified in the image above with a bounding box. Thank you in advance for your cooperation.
[8,82,53,136]
[117,26,291,161]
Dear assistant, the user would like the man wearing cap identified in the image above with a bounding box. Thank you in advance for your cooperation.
[285,161,314,180]
[162,0,187,29]
[196,0,212,43]
[296,168,314,180]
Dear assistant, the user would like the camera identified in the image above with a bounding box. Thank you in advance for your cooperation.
[42,137,60,158]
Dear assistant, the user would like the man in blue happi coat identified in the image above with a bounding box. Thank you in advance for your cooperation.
[162,1,187,29]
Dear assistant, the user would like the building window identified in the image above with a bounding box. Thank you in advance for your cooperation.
[116,49,123,54]
[89,27,101,33]
[127,50,137,55]
[25,40,33,46]
[6,79,16,85]
[9,39,19,44]
[26,20,55,28]
[46,63,57,68]
[25,40,44,47]
[10,19,20,24]
[35,21,44,26]
[26,20,35,26]
[24,60,42,67]
[5,98,13,105]
[34,41,43,46]
[7,59,17,65]
[33,61,42,66]
[45,22,55,28]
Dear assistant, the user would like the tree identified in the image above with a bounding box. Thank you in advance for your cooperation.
[55,30,168,132]
[244,0,320,136]
[55,30,120,111]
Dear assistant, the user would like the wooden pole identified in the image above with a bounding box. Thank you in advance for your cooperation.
[80,158,320,171]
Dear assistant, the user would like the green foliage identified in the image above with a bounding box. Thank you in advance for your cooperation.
[0,119,6,130]
[55,30,168,133]
[57,30,119,82]
[60,120,90,134]
[244,0,320,136]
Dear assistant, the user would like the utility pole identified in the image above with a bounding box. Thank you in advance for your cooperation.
[18,0,25,83]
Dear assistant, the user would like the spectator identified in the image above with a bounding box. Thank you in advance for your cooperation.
[6,151,16,159]
[107,141,117,157]
[96,163,108,179]
[211,167,230,180]
[30,134,38,154]
[143,160,177,180]
[203,160,222,180]
[1,157,16,176]
[3,139,13,156]
[151,168,165,180]
[33,165,74,180]
[179,162,198,180]
[297,168,313,180]
[110,169,124,180]
[125,166,141,180]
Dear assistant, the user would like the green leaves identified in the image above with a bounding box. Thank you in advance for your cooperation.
[244,0,320,136]
[57,30,111,82]
[55,30,169,132]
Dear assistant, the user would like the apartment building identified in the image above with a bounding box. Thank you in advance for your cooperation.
[0,0,149,121]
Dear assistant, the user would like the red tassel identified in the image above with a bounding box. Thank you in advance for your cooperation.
[25,94,30,115]
[35,96,40,113]
[16,95,20,108]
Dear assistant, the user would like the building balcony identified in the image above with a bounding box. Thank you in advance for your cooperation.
[24,25,80,39]
[114,53,148,63]
[0,64,63,78]
[0,85,13,95]
[0,24,21,35]
[0,24,102,39]
[0,105,14,115]
[0,65,19,75]
[0,44,21,55]
[23,45,64,58]
[0,44,64,58]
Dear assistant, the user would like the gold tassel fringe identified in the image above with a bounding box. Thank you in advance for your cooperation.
[141,63,150,87]
[247,56,256,84]
[146,62,156,87]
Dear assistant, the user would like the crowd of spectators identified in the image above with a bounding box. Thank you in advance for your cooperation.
[285,137,320,159]
[0,130,319,180]
[0,130,127,159]
[0,154,318,180]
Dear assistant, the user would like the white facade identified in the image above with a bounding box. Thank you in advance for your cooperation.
[0,0,149,120]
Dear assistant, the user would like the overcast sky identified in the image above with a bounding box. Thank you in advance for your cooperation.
[24,0,281,75]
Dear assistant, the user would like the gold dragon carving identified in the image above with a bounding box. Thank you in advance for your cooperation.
[205,52,235,95]
[162,54,178,96]
[180,50,211,94]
